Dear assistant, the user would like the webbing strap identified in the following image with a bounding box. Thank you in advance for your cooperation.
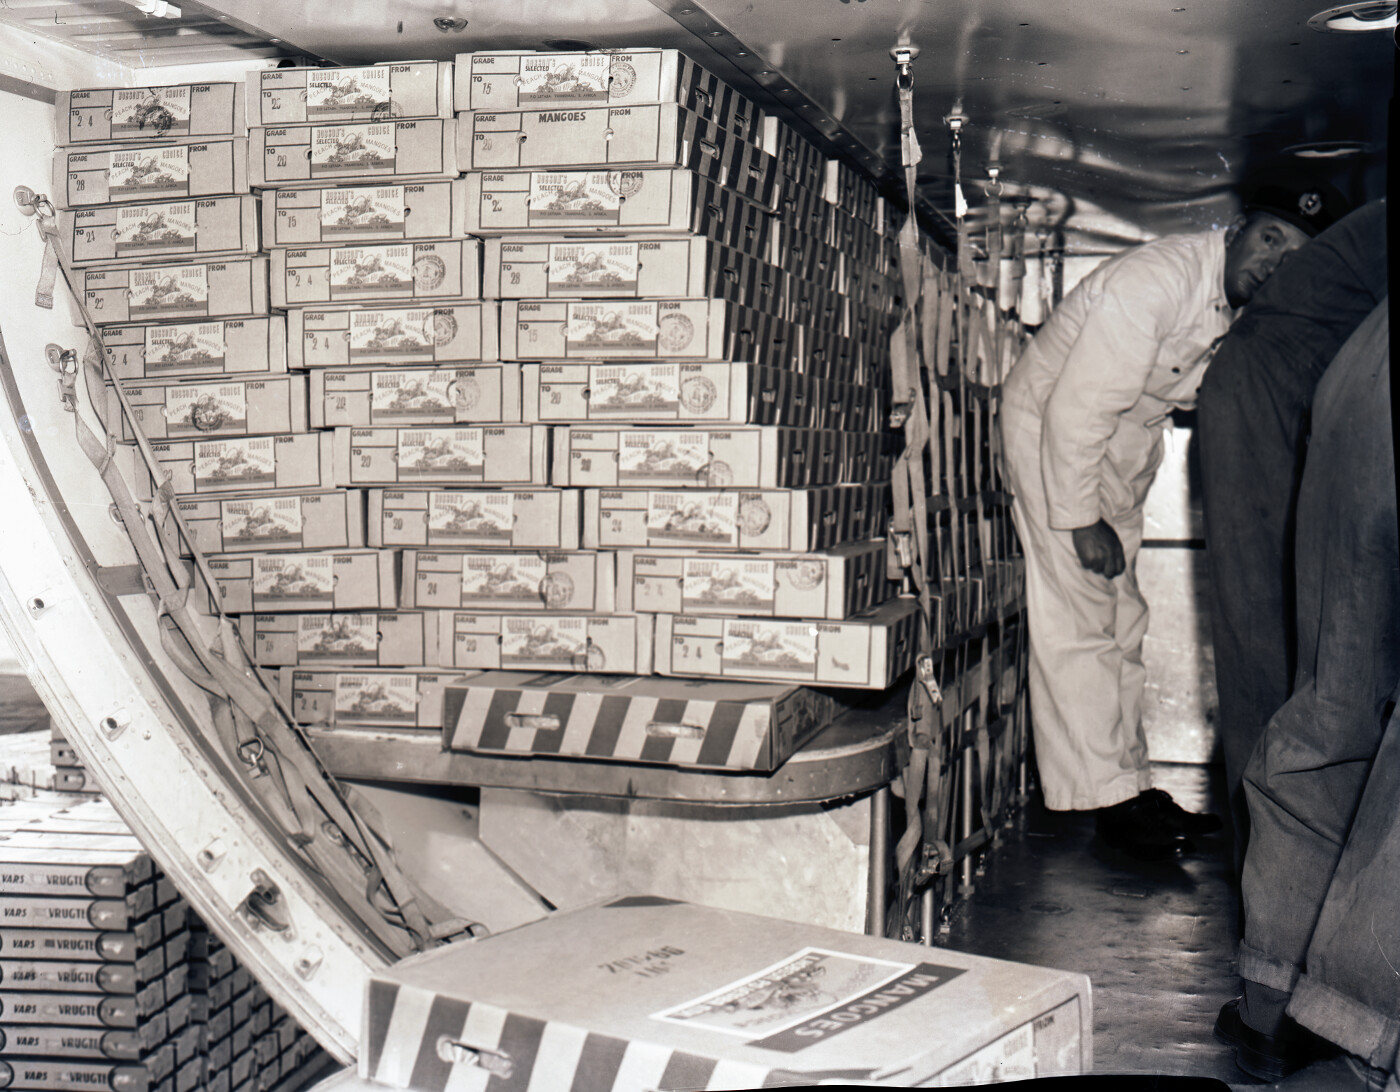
[26,193,462,954]
[888,52,936,651]
[35,236,60,310]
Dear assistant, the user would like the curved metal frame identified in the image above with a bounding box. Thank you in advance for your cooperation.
[0,332,379,1063]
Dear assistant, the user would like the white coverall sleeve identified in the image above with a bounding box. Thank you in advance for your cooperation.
[1040,253,1185,530]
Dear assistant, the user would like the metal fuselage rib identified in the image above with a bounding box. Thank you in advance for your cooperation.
[0,323,387,1062]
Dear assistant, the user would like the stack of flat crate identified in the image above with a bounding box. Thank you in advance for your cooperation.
[48,724,98,796]
[187,921,328,1092]
[0,795,199,1092]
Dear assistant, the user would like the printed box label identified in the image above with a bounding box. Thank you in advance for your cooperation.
[592,364,679,416]
[165,382,248,437]
[115,203,196,253]
[331,245,413,296]
[525,171,630,225]
[371,370,456,423]
[398,428,483,481]
[321,186,406,235]
[547,241,638,295]
[721,620,817,679]
[194,436,275,489]
[645,492,737,546]
[618,430,708,485]
[350,308,437,360]
[307,68,390,115]
[334,672,417,724]
[252,555,335,605]
[516,55,610,103]
[298,613,378,661]
[500,616,587,668]
[109,146,189,196]
[428,492,514,544]
[565,301,659,353]
[310,124,396,174]
[129,264,209,318]
[222,496,303,548]
[460,554,548,605]
[682,558,776,613]
[652,948,967,1054]
[112,87,191,134]
[145,322,227,373]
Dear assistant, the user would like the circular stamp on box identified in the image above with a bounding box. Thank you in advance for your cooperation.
[706,459,733,487]
[449,376,481,413]
[787,560,825,591]
[414,253,446,291]
[608,61,637,96]
[540,572,575,609]
[371,100,404,121]
[738,497,772,536]
[134,101,177,136]
[659,313,695,353]
[428,309,458,346]
[187,395,228,433]
[679,375,716,414]
[578,641,606,672]
[605,170,645,198]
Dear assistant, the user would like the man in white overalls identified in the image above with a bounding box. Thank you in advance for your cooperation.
[1000,177,1350,859]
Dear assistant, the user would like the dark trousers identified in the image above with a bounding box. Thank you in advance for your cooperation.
[1197,200,1388,864]
[1236,303,1400,1069]
[1197,326,1327,860]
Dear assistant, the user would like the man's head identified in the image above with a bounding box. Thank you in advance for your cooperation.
[1222,212,1312,308]
[1222,173,1354,307]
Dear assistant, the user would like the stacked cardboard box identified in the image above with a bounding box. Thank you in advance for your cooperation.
[0,795,198,1092]
[58,59,913,772]
[440,48,910,766]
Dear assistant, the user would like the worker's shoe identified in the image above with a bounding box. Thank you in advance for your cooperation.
[1141,788,1223,836]
[1094,793,1193,860]
[1214,997,1332,1081]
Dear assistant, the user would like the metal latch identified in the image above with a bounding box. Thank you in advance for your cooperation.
[436,1037,514,1078]
[916,654,944,707]
[238,870,293,935]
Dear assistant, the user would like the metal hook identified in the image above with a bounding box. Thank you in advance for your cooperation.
[891,45,920,91]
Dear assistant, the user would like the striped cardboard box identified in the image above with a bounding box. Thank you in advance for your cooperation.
[441,671,838,771]
[361,898,1091,1089]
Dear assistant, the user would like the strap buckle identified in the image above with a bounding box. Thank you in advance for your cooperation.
[238,736,269,779]
[917,838,954,882]
[49,346,79,414]
[916,654,944,707]
[893,530,915,569]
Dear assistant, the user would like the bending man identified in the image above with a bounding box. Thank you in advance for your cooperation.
[1000,177,1349,859]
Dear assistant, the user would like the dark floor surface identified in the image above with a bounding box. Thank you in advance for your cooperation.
[935,762,1359,1091]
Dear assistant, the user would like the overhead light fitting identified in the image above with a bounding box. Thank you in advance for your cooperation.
[1306,1,1397,31]
[120,0,181,16]
[1284,140,1374,158]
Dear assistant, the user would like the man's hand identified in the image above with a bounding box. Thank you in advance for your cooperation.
[1071,519,1126,578]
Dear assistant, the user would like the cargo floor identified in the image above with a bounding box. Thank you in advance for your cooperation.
[936,760,1354,1090]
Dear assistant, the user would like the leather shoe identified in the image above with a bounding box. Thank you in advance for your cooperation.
[1143,788,1223,836]
[1095,793,1193,860]
[1215,997,1331,1081]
